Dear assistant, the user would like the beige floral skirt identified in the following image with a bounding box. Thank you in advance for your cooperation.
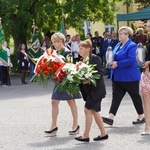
[140,69,150,93]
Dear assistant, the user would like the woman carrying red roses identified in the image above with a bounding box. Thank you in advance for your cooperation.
[44,32,81,136]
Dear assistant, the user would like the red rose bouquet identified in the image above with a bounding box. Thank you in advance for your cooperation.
[32,48,66,87]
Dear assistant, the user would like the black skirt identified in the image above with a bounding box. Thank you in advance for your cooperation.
[79,84,103,112]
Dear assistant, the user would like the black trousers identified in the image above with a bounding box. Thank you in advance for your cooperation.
[2,66,8,85]
[109,81,144,116]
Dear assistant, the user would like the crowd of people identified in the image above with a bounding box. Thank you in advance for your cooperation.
[0,30,119,85]
[0,22,150,142]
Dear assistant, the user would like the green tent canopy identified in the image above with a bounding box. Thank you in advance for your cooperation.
[117,6,150,22]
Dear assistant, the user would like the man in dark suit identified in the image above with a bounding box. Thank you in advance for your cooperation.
[100,32,108,66]
[92,31,102,56]
[106,33,118,78]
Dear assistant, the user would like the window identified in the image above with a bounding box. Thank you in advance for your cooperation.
[105,24,115,33]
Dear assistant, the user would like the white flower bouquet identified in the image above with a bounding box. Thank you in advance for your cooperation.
[56,60,100,96]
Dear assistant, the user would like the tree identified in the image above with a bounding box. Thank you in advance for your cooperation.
[119,0,150,10]
[134,0,150,9]
[0,0,118,50]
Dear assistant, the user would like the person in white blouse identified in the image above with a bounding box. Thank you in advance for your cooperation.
[72,34,81,63]
[1,41,12,87]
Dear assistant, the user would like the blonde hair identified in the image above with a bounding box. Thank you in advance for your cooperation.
[79,39,92,52]
[118,26,133,38]
[51,32,66,43]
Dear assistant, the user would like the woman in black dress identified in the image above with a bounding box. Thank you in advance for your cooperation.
[18,44,29,84]
[44,32,81,136]
[75,39,108,142]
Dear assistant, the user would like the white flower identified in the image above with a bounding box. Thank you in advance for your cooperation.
[63,63,77,74]
[84,73,92,78]
[76,61,88,70]
[67,74,74,82]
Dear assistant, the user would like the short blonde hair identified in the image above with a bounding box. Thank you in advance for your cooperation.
[51,32,66,43]
[118,26,133,38]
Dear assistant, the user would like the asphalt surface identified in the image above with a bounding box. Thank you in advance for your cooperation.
[0,75,150,150]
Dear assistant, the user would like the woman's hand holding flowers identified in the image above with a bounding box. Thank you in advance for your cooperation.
[83,80,89,84]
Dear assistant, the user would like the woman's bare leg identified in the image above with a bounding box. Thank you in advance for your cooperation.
[92,110,107,136]
[82,108,93,138]
[50,100,60,130]
[67,99,78,130]
[142,92,150,131]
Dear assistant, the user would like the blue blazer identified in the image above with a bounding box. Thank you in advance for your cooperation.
[111,39,141,82]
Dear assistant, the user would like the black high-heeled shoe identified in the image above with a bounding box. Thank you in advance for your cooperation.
[44,127,58,136]
[68,125,80,135]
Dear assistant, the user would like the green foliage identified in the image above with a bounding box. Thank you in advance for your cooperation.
[118,0,150,9]
[0,0,118,50]
[10,52,19,73]
[131,23,135,33]
[134,0,150,9]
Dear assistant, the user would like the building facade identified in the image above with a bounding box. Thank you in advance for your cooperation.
[67,1,135,38]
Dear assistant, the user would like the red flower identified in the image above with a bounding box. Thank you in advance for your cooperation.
[38,64,43,70]
[44,71,49,76]
[58,73,64,78]
[56,62,61,67]
[50,62,55,68]
[61,70,66,76]
[53,65,59,70]
[59,76,63,82]
[42,58,47,64]
[63,71,67,76]
[48,67,53,73]
[36,68,41,74]
[53,76,59,81]
[43,64,48,70]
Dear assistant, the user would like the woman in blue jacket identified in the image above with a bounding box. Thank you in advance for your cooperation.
[102,26,144,126]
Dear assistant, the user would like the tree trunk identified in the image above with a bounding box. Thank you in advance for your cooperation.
[12,22,28,52]
[126,5,129,26]
[13,34,27,52]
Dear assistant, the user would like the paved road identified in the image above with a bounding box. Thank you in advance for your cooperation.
[0,75,150,150]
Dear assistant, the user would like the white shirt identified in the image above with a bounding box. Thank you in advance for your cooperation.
[72,41,81,58]
[2,45,11,66]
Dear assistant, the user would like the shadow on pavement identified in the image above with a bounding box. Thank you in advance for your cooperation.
[0,76,53,101]
[27,135,106,150]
